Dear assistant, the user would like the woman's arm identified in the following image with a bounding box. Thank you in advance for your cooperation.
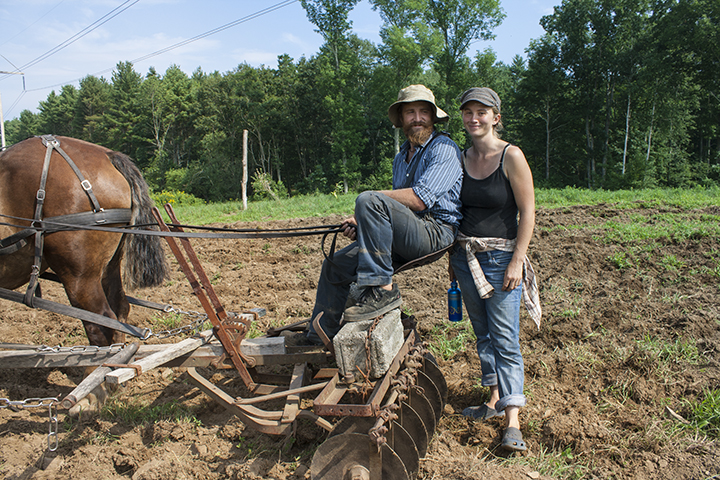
[503,145,536,291]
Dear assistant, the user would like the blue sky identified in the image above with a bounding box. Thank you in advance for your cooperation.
[0,0,557,120]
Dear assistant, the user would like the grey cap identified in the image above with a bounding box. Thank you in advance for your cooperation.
[388,84,449,128]
[459,87,501,112]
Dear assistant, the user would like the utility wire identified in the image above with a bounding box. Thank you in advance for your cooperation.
[0,0,67,49]
[0,0,139,81]
[25,0,299,93]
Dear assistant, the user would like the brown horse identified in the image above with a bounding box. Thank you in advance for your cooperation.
[0,135,168,347]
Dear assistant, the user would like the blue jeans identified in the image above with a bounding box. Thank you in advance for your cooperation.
[308,191,456,342]
[450,245,526,411]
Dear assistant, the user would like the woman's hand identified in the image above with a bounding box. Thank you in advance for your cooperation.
[503,258,523,291]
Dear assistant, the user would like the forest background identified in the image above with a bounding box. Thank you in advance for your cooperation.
[3,0,719,202]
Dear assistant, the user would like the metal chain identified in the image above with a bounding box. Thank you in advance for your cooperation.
[0,397,59,451]
[148,307,208,339]
[35,343,125,353]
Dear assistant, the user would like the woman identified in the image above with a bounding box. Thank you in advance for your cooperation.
[450,87,541,452]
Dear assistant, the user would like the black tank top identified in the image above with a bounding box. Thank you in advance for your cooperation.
[459,144,518,239]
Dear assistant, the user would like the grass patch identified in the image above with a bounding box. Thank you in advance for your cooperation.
[536,186,720,210]
[426,319,475,361]
[152,187,720,227]
[602,213,720,244]
[154,193,357,226]
[607,251,632,269]
[631,335,703,378]
[500,444,589,480]
[687,388,720,438]
[101,397,200,427]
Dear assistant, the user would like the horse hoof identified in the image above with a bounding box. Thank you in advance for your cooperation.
[68,385,109,418]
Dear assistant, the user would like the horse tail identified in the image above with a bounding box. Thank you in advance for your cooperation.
[107,151,169,288]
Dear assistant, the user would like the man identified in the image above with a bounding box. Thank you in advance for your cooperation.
[305,84,462,345]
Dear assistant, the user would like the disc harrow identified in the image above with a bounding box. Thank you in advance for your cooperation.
[147,205,450,479]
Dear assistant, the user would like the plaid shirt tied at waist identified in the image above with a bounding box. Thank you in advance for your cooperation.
[457,233,542,329]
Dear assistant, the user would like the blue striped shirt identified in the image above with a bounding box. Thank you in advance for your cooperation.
[393,131,463,227]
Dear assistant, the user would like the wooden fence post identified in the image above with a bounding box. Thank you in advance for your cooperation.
[242,129,248,210]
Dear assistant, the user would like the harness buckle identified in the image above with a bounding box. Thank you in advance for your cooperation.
[36,189,46,201]
[81,180,92,191]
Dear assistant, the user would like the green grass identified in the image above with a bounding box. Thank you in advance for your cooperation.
[152,186,720,227]
[500,444,589,480]
[154,193,357,226]
[632,335,703,379]
[536,185,720,209]
[426,318,475,361]
[688,388,720,438]
[602,213,720,243]
[101,397,201,427]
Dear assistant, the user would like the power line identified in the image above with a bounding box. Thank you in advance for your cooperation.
[0,0,139,80]
[25,0,299,93]
[0,0,68,49]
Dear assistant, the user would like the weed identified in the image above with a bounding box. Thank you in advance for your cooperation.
[153,312,184,330]
[564,343,600,371]
[236,436,269,459]
[292,245,312,255]
[636,335,701,367]
[211,272,222,284]
[660,254,686,271]
[688,388,720,438]
[560,308,581,318]
[427,319,474,361]
[608,251,632,269]
[500,444,589,480]
[101,397,200,427]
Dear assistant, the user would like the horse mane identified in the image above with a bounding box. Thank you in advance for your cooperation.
[107,151,169,289]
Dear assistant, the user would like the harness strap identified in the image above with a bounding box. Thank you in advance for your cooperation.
[25,137,56,306]
[0,209,132,257]
[24,135,118,307]
[39,135,103,212]
[0,229,34,255]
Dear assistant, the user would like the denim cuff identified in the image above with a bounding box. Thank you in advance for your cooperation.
[356,274,393,288]
[481,372,497,387]
[495,394,527,412]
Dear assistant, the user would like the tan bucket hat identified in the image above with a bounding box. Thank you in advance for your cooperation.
[388,84,449,128]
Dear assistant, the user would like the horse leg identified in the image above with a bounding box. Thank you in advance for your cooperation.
[102,241,130,345]
[46,233,126,418]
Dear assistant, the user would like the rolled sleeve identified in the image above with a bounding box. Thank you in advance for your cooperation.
[412,138,462,209]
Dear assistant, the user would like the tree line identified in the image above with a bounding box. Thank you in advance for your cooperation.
[4,0,718,201]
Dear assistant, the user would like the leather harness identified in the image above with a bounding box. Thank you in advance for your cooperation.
[0,135,132,306]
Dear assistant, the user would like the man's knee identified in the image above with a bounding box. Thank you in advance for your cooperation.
[355,191,388,220]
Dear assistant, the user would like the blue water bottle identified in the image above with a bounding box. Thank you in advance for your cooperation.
[448,279,462,322]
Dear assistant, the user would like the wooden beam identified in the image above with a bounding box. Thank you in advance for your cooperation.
[104,329,215,385]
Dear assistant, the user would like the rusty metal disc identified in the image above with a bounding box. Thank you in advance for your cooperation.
[424,351,438,365]
[388,420,420,478]
[408,387,436,442]
[328,416,375,438]
[399,401,429,458]
[327,416,419,478]
[311,433,409,480]
[417,370,443,423]
[422,355,448,405]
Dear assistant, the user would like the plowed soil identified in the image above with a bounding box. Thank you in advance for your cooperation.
[1,203,719,480]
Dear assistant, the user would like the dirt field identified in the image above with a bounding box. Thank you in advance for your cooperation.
[1,203,719,480]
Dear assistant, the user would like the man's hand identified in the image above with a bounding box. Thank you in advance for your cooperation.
[341,215,357,240]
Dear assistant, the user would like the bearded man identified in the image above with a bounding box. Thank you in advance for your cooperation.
[303,84,463,345]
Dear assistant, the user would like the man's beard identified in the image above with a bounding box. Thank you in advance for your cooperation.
[403,122,434,146]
